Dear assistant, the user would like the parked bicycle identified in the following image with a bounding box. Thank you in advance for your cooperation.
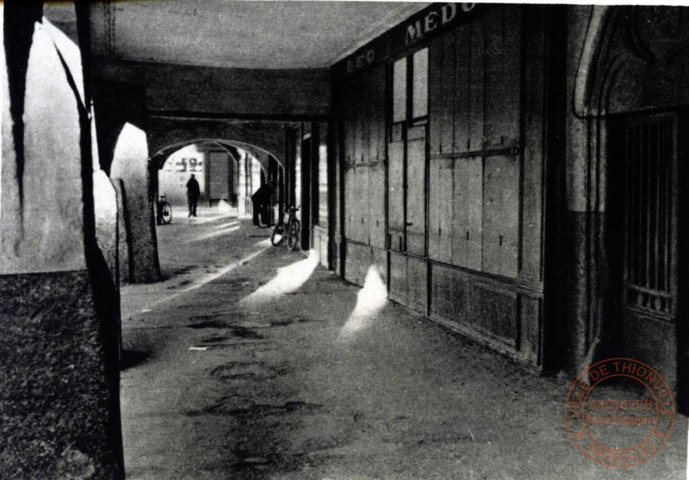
[271,205,300,251]
[157,194,172,225]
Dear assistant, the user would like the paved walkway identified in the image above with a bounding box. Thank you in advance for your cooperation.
[120,213,687,480]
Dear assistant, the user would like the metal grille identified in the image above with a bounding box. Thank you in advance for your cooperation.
[624,114,677,318]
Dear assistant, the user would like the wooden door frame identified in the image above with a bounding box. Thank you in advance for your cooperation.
[385,47,430,312]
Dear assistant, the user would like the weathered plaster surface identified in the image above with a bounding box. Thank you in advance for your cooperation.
[1,20,84,274]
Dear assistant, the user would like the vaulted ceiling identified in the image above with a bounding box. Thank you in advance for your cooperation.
[88,0,429,69]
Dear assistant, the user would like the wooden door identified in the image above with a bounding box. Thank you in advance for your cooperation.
[388,125,405,252]
[387,51,429,257]
[387,48,429,311]
[405,125,427,257]
[620,112,678,384]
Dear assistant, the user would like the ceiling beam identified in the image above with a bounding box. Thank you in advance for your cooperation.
[146,109,328,123]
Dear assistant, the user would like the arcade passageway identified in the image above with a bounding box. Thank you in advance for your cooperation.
[4,2,689,478]
[120,214,686,479]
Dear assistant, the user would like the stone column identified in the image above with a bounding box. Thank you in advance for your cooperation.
[238,150,248,217]
[0,4,124,478]
[110,123,162,284]
[563,5,610,374]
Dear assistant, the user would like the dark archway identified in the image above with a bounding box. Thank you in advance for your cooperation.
[568,6,689,412]
[145,118,287,168]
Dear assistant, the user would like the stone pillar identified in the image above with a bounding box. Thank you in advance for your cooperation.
[238,150,248,217]
[110,124,161,284]
[94,170,120,287]
[111,179,131,283]
[563,5,611,374]
[0,4,124,478]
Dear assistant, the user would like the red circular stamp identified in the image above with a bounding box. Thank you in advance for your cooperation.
[565,358,675,467]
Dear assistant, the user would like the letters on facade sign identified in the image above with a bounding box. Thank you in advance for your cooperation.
[164,157,203,173]
[343,3,478,76]
[346,49,376,74]
[405,3,475,45]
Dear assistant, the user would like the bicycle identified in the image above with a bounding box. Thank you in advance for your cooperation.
[157,195,172,225]
[271,205,300,251]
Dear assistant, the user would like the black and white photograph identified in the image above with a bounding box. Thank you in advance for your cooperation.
[1,1,689,478]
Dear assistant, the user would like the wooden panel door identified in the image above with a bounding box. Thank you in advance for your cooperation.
[452,157,483,270]
[620,113,678,384]
[388,135,405,252]
[358,166,370,245]
[369,163,386,249]
[387,125,427,257]
[387,48,429,312]
[429,157,453,263]
[406,125,427,257]
[344,167,357,242]
[482,154,519,277]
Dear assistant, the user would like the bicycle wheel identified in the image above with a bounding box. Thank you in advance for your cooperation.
[160,202,172,224]
[271,223,286,246]
[287,219,300,251]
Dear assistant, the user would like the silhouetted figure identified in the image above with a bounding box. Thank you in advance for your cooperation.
[251,181,274,226]
[186,174,200,217]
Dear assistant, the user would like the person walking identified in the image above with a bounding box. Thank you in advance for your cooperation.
[186,174,200,217]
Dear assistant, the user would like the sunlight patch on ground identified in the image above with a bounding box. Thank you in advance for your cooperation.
[254,238,273,248]
[186,222,240,243]
[175,207,237,225]
[135,239,271,313]
[216,199,235,214]
[212,220,241,230]
[338,265,388,340]
[241,250,319,305]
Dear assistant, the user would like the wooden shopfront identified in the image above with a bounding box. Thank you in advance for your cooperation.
[333,3,567,372]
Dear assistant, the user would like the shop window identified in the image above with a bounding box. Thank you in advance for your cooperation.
[391,47,428,124]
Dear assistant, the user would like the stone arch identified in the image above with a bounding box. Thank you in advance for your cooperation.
[151,137,277,175]
[573,5,613,117]
[575,5,689,118]
[145,118,286,169]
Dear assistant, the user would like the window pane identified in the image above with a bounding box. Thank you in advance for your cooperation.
[412,48,428,118]
[392,57,407,123]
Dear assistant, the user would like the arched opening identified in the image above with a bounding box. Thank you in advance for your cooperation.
[571,6,689,411]
[142,139,285,281]
[152,139,284,220]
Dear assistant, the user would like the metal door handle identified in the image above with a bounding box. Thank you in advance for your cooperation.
[406,222,413,226]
